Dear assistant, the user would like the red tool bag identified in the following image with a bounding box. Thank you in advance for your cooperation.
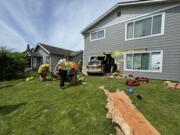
[135,77,149,83]
[126,80,140,86]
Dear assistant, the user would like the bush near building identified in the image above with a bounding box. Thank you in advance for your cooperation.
[0,46,28,81]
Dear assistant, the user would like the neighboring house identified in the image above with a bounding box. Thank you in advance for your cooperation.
[25,43,83,71]
[81,0,180,81]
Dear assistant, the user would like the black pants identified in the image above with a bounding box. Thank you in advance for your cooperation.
[59,69,67,88]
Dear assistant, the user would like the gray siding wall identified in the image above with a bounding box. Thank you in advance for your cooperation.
[36,47,49,64]
[50,55,61,71]
[83,4,180,81]
[72,53,83,64]
[89,2,177,31]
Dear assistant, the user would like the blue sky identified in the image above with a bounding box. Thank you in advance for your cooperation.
[0,0,131,51]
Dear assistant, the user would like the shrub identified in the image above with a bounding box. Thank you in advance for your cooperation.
[0,46,28,81]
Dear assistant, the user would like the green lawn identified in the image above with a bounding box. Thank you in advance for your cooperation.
[0,76,180,135]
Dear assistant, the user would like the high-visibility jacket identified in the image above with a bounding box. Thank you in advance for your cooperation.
[71,62,78,70]
[57,60,78,71]
[65,61,78,71]
[38,64,49,74]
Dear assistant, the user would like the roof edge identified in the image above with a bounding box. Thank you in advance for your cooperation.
[33,43,50,54]
[81,0,168,34]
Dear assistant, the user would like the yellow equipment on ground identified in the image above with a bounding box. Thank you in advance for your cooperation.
[25,76,35,81]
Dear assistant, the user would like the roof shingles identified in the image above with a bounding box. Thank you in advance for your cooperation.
[38,43,83,57]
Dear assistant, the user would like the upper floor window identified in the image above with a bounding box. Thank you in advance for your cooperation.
[90,29,105,41]
[125,12,165,40]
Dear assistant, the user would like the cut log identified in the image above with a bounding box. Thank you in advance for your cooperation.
[99,86,161,135]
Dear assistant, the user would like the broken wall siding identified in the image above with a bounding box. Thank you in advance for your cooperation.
[83,4,180,81]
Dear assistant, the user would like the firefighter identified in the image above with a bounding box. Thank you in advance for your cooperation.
[38,64,50,81]
[66,61,78,83]
[57,59,67,89]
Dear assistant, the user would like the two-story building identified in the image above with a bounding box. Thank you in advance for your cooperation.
[81,0,180,81]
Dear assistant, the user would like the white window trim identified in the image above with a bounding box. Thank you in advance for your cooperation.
[125,12,165,41]
[90,29,106,41]
[124,50,163,73]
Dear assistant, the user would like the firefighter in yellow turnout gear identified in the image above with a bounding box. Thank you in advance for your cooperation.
[55,59,78,89]
[38,64,50,81]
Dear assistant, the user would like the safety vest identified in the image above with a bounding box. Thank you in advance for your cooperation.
[58,61,78,71]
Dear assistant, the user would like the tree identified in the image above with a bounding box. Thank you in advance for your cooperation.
[0,46,28,81]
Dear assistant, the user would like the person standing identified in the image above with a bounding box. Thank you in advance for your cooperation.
[57,59,67,89]
[104,54,112,73]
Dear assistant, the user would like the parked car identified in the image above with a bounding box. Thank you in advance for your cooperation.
[87,56,105,75]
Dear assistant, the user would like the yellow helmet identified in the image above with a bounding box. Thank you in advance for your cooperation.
[45,64,50,68]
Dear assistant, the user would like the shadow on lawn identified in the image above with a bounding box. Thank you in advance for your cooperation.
[0,102,27,115]
[65,81,84,89]
[0,84,14,89]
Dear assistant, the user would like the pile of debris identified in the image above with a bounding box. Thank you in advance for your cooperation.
[99,86,161,135]
[164,81,180,89]
[108,72,130,79]
[126,77,149,86]
[25,76,35,81]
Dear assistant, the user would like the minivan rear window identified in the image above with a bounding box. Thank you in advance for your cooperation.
[90,56,105,61]
[88,61,100,65]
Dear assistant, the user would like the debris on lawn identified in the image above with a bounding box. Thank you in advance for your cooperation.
[164,81,171,86]
[25,76,35,81]
[108,72,129,79]
[126,77,149,86]
[109,73,149,82]
[127,88,142,100]
[126,80,140,86]
[99,86,160,135]
[164,81,180,89]
[135,77,149,83]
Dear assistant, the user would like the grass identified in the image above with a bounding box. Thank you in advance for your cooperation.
[0,76,180,135]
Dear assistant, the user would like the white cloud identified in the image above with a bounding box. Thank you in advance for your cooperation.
[1,0,41,41]
[0,0,131,51]
[0,20,27,51]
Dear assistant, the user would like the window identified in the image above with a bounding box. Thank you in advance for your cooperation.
[125,13,165,40]
[127,22,134,39]
[152,15,162,34]
[90,29,105,41]
[134,18,152,38]
[150,52,161,71]
[124,51,162,72]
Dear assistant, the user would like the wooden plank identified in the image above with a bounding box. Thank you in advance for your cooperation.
[100,86,161,135]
